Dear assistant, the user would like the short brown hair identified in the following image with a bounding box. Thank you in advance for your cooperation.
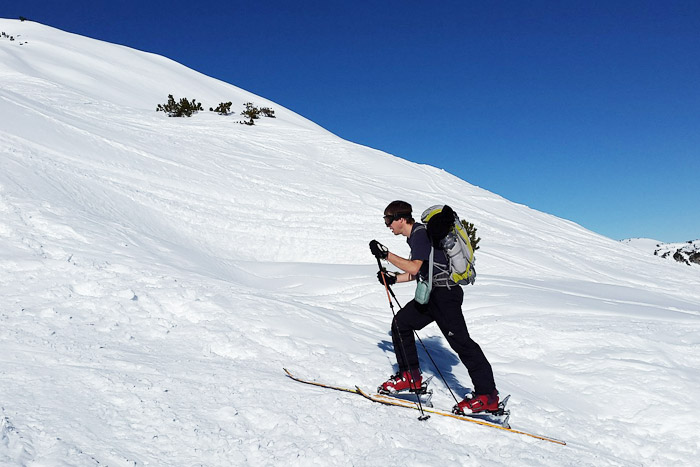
[384,200,415,224]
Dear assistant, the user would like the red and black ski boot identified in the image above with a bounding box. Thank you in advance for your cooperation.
[453,390,500,414]
[378,369,424,394]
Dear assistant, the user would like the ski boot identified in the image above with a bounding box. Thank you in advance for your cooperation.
[453,390,500,414]
[378,370,425,394]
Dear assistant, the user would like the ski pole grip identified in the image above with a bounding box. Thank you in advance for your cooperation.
[376,258,394,304]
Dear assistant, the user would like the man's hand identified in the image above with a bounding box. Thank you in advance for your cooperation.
[369,240,389,259]
[377,270,397,286]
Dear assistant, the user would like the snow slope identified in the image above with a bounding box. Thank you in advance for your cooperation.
[1,19,699,466]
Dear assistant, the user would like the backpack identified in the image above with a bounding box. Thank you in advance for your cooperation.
[420,205,477,286]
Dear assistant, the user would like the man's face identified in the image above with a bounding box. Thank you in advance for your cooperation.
[384,214,405,236]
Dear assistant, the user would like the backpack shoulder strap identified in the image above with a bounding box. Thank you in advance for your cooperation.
[428,245,434,292]
[412,224,434,287]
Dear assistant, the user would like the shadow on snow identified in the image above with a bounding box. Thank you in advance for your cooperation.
[377,334,472,398]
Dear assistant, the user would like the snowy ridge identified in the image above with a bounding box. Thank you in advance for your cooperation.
[623,238,700,266]
[2,19,700,466]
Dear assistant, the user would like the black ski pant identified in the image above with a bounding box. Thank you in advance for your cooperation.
[391,285,497,395]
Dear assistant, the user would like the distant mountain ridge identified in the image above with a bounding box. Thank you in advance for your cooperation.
[622,238,700,266]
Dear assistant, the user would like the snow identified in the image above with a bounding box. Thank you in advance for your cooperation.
[620,237,664,253]
[2,18,700,466]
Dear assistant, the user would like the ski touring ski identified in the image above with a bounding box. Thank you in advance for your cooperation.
[284,368,565,446]
[283,368,434,406]
[284,367,360,395]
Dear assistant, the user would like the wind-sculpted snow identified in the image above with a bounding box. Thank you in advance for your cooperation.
[1,18,699,466]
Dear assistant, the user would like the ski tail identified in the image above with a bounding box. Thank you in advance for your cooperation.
[283,368,359,395]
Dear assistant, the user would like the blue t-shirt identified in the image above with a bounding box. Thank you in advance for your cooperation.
[407,223,448,280]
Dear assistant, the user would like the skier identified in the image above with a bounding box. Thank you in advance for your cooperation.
[370,200,500,414]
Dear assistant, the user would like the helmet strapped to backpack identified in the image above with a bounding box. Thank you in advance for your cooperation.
[421,205,476,286]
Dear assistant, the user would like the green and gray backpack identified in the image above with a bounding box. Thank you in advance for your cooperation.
[421,204,477,286]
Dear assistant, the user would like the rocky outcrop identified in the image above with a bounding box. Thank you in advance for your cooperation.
[654,240,700,266]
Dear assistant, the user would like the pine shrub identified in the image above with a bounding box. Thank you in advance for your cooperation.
[241,102,261,125]
[260,107,276,118]
[156,94,203,117]
[239,102,276,125]
[211,101,233,115]
[461,220,481,251]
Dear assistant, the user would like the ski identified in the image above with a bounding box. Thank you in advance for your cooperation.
[283,368,360,395]
[355,387,565,445]
[361,388,510,426]
[284,368,434,406]
[383,387,434,408]
[284,369,566,445]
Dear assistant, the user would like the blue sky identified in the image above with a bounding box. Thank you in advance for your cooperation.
[7,1,700,242]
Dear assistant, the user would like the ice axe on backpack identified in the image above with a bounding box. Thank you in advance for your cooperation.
[424,205,455,247]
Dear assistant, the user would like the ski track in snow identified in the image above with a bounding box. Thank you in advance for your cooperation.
[1,18,700,466]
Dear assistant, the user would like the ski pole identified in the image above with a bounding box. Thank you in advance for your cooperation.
[376,258,429,421]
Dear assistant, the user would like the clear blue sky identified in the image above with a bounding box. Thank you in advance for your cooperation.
[7,1,700,242]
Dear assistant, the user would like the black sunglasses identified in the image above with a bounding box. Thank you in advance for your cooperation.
[383,213,407,226]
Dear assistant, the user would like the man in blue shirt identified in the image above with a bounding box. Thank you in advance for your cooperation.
[370,200,499,414]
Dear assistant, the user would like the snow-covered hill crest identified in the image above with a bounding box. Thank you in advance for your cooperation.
[2,19,699,466]
[623,238,700,266]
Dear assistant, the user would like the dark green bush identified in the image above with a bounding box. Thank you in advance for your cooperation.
[461,220,481,251]
[239,102,276,125]
[260,107,276,118]
[156,94,203,117]
[241,102,260,125]
[211,102,233,115]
